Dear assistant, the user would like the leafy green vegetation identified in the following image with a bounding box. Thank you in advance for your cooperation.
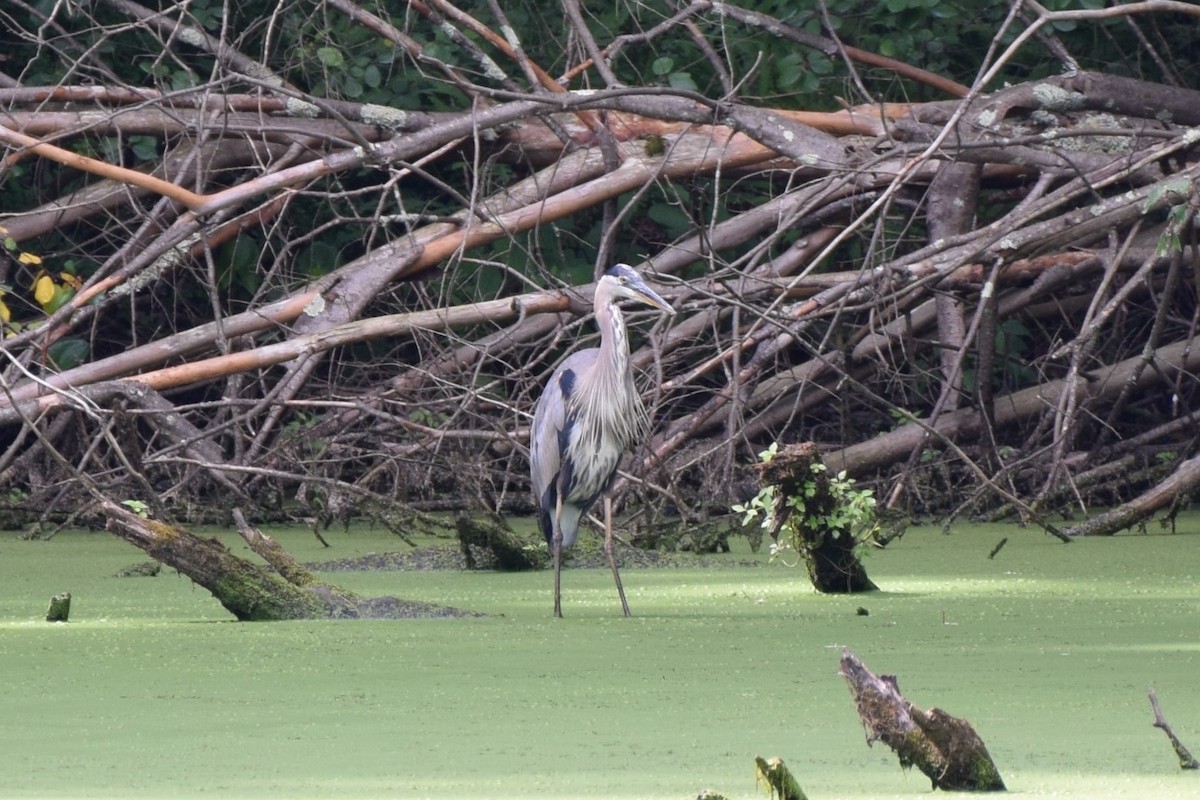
[734,443,878,566]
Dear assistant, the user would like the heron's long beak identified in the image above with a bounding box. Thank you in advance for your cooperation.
[631,283,676,315]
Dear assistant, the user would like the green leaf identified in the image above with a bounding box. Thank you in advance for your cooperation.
[668,72,698,92]
[647,202,691,236]
[808,54,833,76]
[777,53,805,88]
[651,56,674,76]
[129,135,158,162]
[44,284,76,315]
[49,339,89,370]
[317,46,344,68]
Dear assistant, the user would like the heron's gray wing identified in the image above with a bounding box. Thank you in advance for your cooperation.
[530,350,597,545]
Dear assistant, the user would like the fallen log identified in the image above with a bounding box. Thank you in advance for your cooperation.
[840,649,1005,791]
[103,501,477,620]
[1063,452,1200,537]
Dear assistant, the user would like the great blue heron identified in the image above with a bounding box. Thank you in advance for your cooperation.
[530,264,675,617]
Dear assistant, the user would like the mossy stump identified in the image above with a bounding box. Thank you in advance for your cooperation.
[45,592,71,622]
[754,755,809,800]
[455,514,548,571]
[840,649,1005,792]
[757,442,876,593]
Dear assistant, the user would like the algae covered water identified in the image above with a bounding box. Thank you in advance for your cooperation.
[1,522,1197,798]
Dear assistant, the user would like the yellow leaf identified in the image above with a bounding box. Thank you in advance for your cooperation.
[59,272,84,290]
[34,274,56,305]
[0,296,10,324]
[18,251,43,266]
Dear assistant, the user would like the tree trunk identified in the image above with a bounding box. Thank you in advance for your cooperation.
[102,502,476,620]
[840,650,1006,792]
[758,443,877,593]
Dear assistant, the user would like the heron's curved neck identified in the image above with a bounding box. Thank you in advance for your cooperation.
[571,293,646,446]
[595,296,628,377]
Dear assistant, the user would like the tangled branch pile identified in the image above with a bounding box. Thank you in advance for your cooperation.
[1,1,1199,538]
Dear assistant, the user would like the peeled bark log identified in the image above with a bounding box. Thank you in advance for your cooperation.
[1063,452,1200,537]
[102,502,475,620]
[828,337,1200,477]
[840,650,1005,792]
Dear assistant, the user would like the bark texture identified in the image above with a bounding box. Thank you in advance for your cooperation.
[102,502,476,620]
[840,650,1005,792]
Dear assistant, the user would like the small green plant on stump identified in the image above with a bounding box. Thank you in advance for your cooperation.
[734,442,878,593]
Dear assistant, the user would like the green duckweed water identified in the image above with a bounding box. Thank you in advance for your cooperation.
[1,522,1197,799]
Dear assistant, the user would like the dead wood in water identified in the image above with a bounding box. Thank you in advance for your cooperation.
[455,514,548,571]
[102,501,478,620]
[754,756,809,800]
[756,443,876,593]
[45,592,71,622]
[1149,689,1200,770]
[840,650,1005,791]
[1063,452,1200,537]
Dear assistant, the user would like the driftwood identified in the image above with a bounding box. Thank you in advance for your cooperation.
[757,443,877,593]
[102,501,477,620]
[45,592,71,622]
[1149,689,1200,770]
[840,650,1005,792]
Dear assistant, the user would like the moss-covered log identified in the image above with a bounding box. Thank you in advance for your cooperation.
[758,442,877,593]
[455,513,548,570]
[840,649,1005,791]
[102,501,476,620]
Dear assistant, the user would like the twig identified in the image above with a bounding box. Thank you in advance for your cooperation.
[1149,689,1200,770]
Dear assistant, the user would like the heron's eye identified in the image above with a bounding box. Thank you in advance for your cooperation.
[619,276,628,284]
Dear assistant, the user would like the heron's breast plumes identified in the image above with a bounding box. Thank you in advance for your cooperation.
[563,345,648,505]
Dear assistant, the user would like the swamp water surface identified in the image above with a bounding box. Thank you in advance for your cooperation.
[1,522,1197,799]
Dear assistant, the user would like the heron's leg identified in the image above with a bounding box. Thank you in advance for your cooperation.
[553,494,564,618]
[604,494,631,617]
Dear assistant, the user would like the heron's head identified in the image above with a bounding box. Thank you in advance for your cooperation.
[601,264,675,315]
